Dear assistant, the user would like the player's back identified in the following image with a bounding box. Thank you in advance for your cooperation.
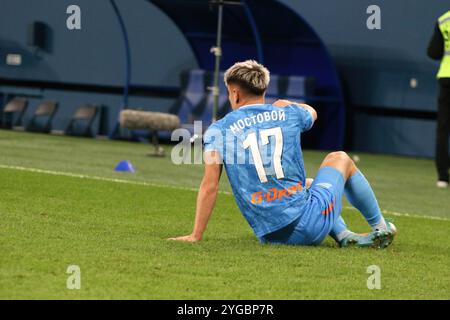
[203,103,314,238]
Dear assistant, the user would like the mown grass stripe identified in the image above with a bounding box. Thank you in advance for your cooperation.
[0,163,448,222]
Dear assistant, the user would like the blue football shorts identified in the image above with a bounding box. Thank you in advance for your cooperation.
[260,166,345,246]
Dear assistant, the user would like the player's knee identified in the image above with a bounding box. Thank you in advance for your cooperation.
[326,151,357,174]
[327,151,350,162]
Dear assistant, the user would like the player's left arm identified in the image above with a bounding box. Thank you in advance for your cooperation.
[168,151,222,243]
[273,99,317,123]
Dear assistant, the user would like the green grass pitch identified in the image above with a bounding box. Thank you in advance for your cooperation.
[0,129,449,299]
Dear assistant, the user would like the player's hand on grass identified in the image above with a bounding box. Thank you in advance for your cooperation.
[168,234,201,243]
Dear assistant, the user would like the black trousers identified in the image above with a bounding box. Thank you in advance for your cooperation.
[436,78,450,182]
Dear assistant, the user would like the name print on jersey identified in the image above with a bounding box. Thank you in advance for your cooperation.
[229,110,286,134]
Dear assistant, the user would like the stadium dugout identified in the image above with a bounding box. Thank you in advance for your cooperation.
[146,0,346,150]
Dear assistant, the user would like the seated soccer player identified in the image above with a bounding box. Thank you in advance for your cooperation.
[170,60,396,248]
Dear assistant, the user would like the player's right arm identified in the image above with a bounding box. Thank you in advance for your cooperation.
[273,99,318,123]
[168,151,222,242]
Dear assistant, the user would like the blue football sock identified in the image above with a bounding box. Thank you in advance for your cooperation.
[345,171,385,230]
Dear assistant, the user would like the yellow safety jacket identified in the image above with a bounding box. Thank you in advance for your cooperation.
[438,10,450,78]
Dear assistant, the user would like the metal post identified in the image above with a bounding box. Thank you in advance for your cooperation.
[209,1,243,122]
[109,0,131,138]
[211,1,224,123]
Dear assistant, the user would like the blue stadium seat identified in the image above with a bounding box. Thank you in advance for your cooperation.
[1,97,28,129]
[170,69,208,125]
[26,101,58,133]
[65,104,99,137]
[166,70,315,137]
[283,76,316,102]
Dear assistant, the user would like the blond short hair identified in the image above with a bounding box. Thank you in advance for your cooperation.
[224,60,270,96]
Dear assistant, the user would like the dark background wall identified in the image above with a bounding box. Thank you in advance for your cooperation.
[286,0,448,157]
[0,0,448,156]
[0,0,197,86]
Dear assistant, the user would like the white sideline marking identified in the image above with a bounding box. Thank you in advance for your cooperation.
[0,164,448,222]
[0,164,232,195]
[343,206,450,222]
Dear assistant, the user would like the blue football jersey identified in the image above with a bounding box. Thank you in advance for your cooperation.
[203,103,313,237]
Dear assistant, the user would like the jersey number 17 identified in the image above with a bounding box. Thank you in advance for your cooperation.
[243,127,285,183]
